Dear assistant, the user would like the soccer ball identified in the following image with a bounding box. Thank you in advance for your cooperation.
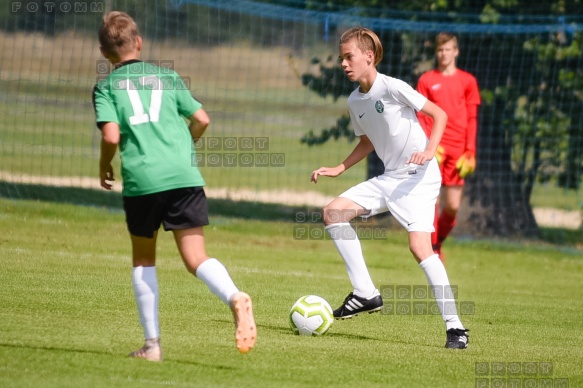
[289,295,334,336]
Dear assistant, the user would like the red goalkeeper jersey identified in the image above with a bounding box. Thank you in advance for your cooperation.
[416,69,481,152]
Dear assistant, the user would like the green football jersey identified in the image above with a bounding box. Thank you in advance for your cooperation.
[93,60,205,196]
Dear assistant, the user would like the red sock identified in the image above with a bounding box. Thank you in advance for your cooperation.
[437,211,457,243]
[431,203,439,246]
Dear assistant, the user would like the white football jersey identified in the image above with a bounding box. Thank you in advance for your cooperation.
[348,73,429,176]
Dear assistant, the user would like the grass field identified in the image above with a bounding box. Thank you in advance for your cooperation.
[1,197,582,387]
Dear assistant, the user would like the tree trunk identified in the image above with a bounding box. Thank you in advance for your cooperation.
[456,175,539,238]
[456,98,540,238]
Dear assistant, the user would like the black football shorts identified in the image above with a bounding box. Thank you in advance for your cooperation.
[123,187,209,238]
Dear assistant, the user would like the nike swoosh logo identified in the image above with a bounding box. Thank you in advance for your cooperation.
[359,112,365,118]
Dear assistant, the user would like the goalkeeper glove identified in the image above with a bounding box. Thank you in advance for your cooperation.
[435,145,445,165]
[455,151,476,178]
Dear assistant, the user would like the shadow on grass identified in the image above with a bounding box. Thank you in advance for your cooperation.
[538,227,582,249]
[1,181,579,249]
[0,342,238,369]
[211,318,384,341]
[0,181,302,222]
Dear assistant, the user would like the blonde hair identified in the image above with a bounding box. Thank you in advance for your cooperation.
[435,32,458,49]
[339,27,383,67]
[98,11,140,56]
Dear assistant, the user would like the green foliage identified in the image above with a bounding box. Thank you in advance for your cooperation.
[479,4,502,23]
[301,57,352,102]
[300,114,355,146]
[519,31,583,189]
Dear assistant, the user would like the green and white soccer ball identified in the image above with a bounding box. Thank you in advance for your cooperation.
[289,295,334,336]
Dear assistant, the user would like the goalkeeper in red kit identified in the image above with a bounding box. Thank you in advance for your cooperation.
[417,32,481,262]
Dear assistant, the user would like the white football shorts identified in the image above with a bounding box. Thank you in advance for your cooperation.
[339,160,441,232]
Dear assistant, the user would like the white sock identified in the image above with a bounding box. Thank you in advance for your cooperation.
[195,258,239,305]
[326,223,377,298]
[419,254,464,331]
[132,266,159,340]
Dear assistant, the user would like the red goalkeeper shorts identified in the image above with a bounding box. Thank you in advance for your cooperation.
[439,145,466,186]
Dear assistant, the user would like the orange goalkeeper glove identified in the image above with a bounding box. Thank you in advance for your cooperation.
[455,151,476,178]
[435,145,445,165]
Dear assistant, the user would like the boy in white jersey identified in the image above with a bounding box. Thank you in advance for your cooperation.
[311,27,469,348]
[94,11,256,360]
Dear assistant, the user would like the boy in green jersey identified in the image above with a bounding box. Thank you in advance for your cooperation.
[93,11,256,360]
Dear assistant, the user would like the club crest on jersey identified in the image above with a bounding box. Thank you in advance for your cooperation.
[375,100,384,113]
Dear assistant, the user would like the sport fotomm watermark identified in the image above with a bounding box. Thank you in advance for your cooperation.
[379,284,475,316]
[97,60,176,76]
[11,1,105,14]
[191,137,284,168]
[293,210,388,240]
[475,362,568,387]
[95,60,192,90]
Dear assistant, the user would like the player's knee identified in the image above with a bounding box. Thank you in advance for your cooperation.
[322,206,334,225]
[408,246,424,262]
[322,206,355,225]
[322,206,335,225]
[407,238,431,262]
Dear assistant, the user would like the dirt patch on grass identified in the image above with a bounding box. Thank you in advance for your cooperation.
[532,208,582,230]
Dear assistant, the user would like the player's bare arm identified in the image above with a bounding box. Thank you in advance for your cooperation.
[311,135,374,183]
[99,121,120,190]
[189,108,210,142]
[408,100,447,165]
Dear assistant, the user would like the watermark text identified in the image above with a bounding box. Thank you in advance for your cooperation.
[293,210,387,240]
[380,284,475,315]
[11,1,105,14]
[190,137,283,168]
[475,362,568,387]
